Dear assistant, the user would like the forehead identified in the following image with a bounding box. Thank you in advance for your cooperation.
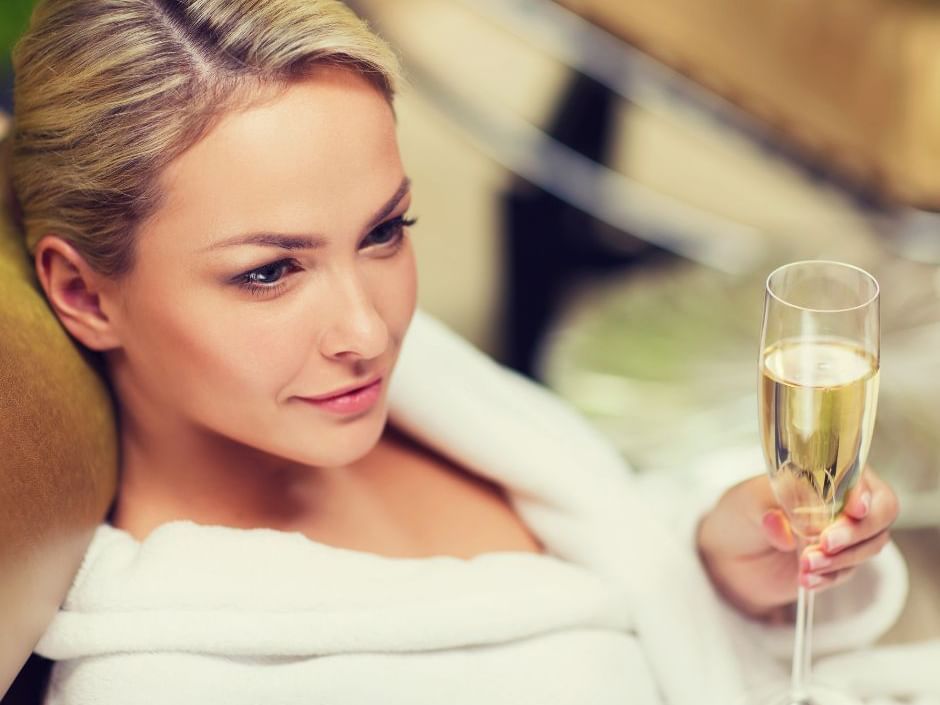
[145,68,402,251]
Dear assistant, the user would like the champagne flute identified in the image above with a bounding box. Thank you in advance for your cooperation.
[756,260,880,705]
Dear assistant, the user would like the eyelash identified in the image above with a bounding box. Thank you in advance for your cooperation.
[234,214,417,298]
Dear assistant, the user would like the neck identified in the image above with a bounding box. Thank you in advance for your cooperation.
[108,400,385,540]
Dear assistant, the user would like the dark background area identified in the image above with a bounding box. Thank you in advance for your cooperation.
[0,0,34,111]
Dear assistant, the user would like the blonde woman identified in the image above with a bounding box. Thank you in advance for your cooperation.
[3,1,905,703]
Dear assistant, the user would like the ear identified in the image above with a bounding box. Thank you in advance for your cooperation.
[33,234,123,352]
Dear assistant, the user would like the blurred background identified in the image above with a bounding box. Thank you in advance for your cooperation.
[2,0,939,647]
[346,0,940,648]
[0,1,30,114]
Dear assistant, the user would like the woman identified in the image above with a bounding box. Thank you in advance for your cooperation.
[4,1,904,703]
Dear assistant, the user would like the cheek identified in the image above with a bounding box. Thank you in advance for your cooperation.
[125,288,300,410]
[122,245,418,415]
[183,301,308,396]
[371,243,419,334]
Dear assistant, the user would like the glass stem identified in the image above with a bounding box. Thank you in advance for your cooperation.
[790,537,815,704]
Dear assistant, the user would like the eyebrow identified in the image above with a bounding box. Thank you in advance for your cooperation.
[202,176,412,252]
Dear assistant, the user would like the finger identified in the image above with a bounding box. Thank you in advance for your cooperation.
[761,508,797,553]
[702,476,788,557]
[842,471,873,520]
[802,566,858,591]
[801,529,891,575]
[821,475,900,556]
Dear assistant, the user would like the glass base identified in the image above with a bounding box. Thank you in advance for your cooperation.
[737,680,862,705]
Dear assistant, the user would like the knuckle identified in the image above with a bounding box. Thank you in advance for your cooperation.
[882,492,901,523]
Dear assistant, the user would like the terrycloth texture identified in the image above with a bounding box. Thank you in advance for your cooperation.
[34,308,914,704]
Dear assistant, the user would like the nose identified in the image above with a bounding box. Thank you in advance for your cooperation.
[318,272,389,362]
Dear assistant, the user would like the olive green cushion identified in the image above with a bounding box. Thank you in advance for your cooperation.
[0,117,118,698]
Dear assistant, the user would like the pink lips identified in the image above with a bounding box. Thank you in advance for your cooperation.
[299,378,383,415]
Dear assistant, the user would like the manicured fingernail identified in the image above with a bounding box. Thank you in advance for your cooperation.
[803,551,832,571]
[825,527,851,552]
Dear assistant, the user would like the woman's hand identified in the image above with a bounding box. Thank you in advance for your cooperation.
[695,467,899,622]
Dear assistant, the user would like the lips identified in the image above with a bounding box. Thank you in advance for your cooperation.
[304,376,383,402]
[298,377,384,416]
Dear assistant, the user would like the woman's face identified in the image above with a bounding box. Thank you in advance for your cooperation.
[102,67,417,469]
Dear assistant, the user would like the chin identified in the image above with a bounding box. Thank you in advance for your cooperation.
[302,411,389,467]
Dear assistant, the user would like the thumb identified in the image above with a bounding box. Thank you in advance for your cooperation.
[761,508,798,553]
[700,476,796,558]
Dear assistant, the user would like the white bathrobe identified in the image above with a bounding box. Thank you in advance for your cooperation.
[34,308,920,705]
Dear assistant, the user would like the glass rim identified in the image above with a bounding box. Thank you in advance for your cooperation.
[765,259,880,313]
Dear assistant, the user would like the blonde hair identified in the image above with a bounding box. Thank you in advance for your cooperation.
[2,0,402,278]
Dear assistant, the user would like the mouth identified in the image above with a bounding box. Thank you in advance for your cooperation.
[305,376,383,402]
[298,377,384,415]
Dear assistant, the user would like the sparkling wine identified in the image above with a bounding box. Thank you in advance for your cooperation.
[759,338,880,538]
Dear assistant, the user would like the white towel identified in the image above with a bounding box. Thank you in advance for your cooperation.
[34,308,917,704]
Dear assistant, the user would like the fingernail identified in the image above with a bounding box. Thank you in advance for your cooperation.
[803,550,832,571]
[761,510,778,531]
[825,527,851,552]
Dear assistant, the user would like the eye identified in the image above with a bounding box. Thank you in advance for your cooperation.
[234,259,302,297]
[362,214,417,250]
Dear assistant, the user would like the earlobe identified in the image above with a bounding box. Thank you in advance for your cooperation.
[33,235,122,352]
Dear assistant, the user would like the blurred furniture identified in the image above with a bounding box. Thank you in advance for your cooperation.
[559,0,940,210]
[880,527,940,645]
[354,0,772,373]
[0,116,119,703]
[357,0,940,373]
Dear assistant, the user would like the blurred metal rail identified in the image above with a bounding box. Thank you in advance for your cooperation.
[460,0,940,266]
[454,0,774,142]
